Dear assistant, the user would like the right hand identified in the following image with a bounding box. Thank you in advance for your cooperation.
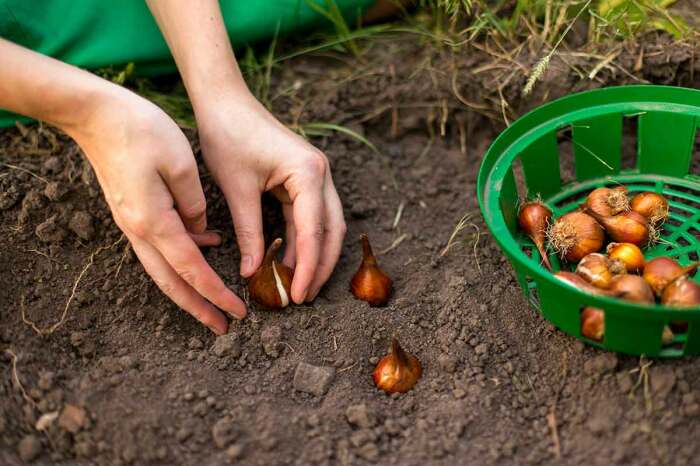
[67,86,247,335]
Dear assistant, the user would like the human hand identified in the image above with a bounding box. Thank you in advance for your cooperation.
[195,94,347,304]
[69,87,247,334]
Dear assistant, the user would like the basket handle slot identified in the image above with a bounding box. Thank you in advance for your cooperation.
[518,130,561,199]
[572,114,622,181]
[638,112,696,177]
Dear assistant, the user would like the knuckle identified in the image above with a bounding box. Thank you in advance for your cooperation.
[169,156,197,181]
[122,209,151,238]
[179,197,206,220]
[304,151,328,178]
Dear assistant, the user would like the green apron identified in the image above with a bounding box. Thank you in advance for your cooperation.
[0,0,375,127]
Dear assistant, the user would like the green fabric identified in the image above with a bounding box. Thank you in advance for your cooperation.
[0,0,375,127]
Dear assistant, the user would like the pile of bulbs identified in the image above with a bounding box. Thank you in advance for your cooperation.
[246,233,421,394]
[519,187,699,343]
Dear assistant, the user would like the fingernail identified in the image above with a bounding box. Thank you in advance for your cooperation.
[241,255,253,276]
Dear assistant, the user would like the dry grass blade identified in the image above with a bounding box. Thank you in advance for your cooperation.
[3,349,36,407]
[440,212,482,272]
[21,236,125,336]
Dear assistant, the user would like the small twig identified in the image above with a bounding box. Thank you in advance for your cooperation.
[24,248,62,265]
[392,201,406,230]
[338,361,358,373]
[3,349,36,407]
[22,237,124,336]
[1,163,49,183]
[379,233,408,256]
[281,342,297,355]
[547,410,562,460]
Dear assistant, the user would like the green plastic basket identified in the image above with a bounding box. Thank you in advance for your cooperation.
[478,85,700,358]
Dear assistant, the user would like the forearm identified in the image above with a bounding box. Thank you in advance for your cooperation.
[145,0,253,111]
[0,38,116,135]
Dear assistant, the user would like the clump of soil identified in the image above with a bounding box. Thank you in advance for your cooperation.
[2,32,700,466]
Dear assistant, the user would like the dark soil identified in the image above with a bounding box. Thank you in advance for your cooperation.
[2,30,700,466]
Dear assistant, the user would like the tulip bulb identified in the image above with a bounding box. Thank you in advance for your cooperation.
[609,275,655,304]
[576,253,626,289]
[606,242,645,274]
[351,234,392,306]
[248,238,293,309]
[373,338,422,394]
[554,271,616,297]
[662,277,700,308]
[584,186,629,217]
[585,209,651,247]
[643,257,699,297]
[630,192,669,225]
[547,212,605,262]
[581,307,604,341]
[518,201,553,271]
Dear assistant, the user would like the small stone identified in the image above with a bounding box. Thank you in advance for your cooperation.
[225,444,244,461]
[38,371,55,391]
[474,344,488,356]
[212,417,237,449]
[453,388,466,399]
[70,331,84,347]
[193,401,209,417]
[357,443,380,461]
[583,353,618,376]
[651,366,676,398]
[369,356,379,365]
[188,337,204,350]
[261,325,283,358]
[43,181,68,202]
[183,392,194,402]
[176,427,192,442]
[244,385,256,395]
[293,362,335,396]
[35,215,67,243]
[346,404,376,429]
[68,211,95,241]
[438,353,458,373]
[18,434,42,462]
[58,404,87,434]
[210,333,241,358]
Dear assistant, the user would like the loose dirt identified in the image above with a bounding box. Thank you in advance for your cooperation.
[1,32,700,465]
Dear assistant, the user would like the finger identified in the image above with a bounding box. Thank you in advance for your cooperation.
[129,236,228,335]
[282,203,297,268]
[159,157,208,234]
[150,211,247,319]
[190,230,222,248]
[290,187,325,304]
[223,182,264,277]
[307,179,346,300]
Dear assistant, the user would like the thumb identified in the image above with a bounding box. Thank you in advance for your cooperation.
[224,183,264,277]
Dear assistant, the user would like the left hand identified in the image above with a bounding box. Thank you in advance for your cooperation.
[196,94,347,304]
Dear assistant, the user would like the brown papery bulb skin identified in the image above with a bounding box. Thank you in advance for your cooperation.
[518,201,553,271]
[581,307,604,341]
[248,238,293,309]
[576,253,626,289]
[609,275,655,304]
[547,212,605,263]
[607,242,645,274]
[554,271,616,297]
[351,234,392,306]
[585,186,629,217]
[643,257,699,297]
[586,209,650,247]
[662,277,700,308]
[631,192,669,225]
[373,338,422,394]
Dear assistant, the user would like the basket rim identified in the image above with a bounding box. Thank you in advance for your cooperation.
[477,84,700,318]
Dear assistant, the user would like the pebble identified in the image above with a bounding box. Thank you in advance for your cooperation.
[210,333,241,358]
[58,404,87,434]
[244,385,256,395]
[193,401,209,417]
[474,344,488,356]
[188,337,204,350]
[438,353,458,373]
[261,325,283,358]
[650,366,676,398]
[43,181,68,201]
[176,427,192,443]
[293,362,336,396]
[183,392,194,402]
[68,211,95,241]
[357,443,380,461]
[346,404,376,429]
[18,434,42,462]
[212,417,237,449]
[226,444,244,461]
